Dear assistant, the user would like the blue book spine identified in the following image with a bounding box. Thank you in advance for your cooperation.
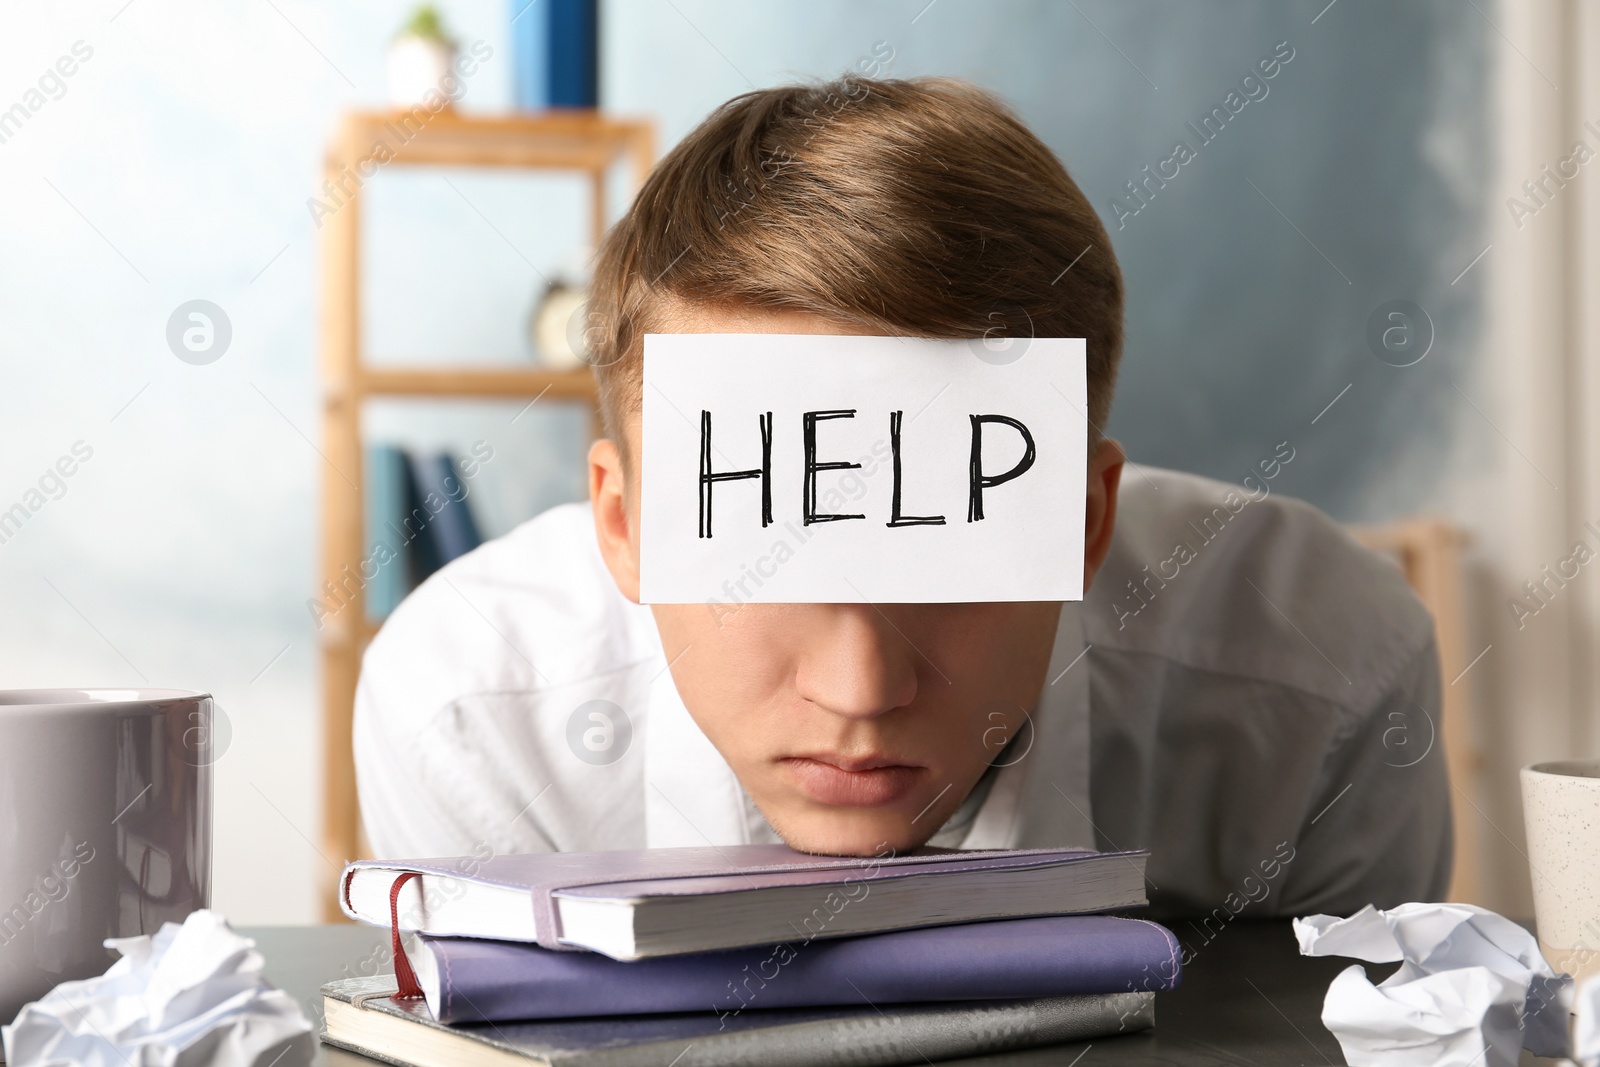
[547,0,597,107]
[364,445,412,621]
[403,452,484,584]
[429,453,484,563]
[402,452,444,585]
[510,0,549,109]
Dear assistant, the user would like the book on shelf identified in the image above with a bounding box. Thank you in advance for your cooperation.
[362,445,487,621]
[511,0,597,110]
[363,444,411,621]
[404,450,484,585]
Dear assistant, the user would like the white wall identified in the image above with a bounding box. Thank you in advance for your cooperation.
[1436,0,1600,916]
[0,0,592,924]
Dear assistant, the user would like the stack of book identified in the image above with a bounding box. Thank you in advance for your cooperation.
[323,844,1180,1066]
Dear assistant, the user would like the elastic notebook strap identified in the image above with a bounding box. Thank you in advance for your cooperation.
[388,871,426,1001]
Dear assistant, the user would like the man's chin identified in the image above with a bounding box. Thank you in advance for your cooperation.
[763,809,935,857]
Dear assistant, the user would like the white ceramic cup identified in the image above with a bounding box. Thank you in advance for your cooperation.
[1522,760,1600,981]
[0,689,213,1026]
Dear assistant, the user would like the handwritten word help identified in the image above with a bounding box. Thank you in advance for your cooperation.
[641,335,1089,604]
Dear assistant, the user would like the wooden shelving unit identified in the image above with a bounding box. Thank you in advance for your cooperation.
[317,109,654,919]
[1350,519,1483,904]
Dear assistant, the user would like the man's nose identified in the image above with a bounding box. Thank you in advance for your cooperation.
[792,605,921,720]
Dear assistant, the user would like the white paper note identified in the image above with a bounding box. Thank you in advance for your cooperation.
[640,334,1089,604]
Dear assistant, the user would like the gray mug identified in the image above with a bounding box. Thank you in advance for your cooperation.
[0,689,213,1026]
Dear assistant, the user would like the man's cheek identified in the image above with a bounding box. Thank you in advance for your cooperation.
[972,698,1029,761]
[659,610,789,760]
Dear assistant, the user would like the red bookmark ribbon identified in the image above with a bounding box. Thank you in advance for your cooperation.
[388,871,426,1000]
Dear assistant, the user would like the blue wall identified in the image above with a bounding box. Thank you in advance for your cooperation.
[603,0,1492,521]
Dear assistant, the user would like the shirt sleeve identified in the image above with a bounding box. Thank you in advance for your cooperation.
[1274,633,1454,916]
[354,658,577,862]
[353,669,486,860]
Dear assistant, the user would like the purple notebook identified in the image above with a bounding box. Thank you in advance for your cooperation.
[341,843,1150,957]
[406,914,1182,1024]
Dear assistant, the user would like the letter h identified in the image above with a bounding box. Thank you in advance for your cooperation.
[700,410,773,538]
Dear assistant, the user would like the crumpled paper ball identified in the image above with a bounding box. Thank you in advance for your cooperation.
[1574,973,1600,1067]
[1295,902,1572,1067]
[2,909,313,1067]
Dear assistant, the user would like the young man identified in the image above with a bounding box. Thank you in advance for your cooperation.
[354,76,1450,918]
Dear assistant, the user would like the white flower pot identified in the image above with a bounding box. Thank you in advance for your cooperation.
[388,35,456,109]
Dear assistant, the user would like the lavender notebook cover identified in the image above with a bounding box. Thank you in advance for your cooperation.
[411,914,1180,1024]
[341,843,1147,952]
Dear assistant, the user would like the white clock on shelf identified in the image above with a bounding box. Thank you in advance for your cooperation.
[528,281,590,370]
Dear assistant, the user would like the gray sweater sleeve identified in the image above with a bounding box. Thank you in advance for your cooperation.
[1273,635,1454,916]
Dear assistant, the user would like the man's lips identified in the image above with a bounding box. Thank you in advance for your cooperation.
[780,756,925,807]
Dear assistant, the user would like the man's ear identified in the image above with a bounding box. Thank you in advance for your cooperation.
[588,437,640,603]
[1083,437,1125,591]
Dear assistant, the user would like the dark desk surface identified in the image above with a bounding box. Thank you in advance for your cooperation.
[244,921,1551,1067]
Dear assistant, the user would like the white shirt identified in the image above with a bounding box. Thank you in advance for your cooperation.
[354,464,1451,918]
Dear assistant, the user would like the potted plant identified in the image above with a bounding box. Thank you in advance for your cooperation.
[387,5,457,108]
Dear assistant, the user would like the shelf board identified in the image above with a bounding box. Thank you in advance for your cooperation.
[348,366,598,400]
[333,109,652,171]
